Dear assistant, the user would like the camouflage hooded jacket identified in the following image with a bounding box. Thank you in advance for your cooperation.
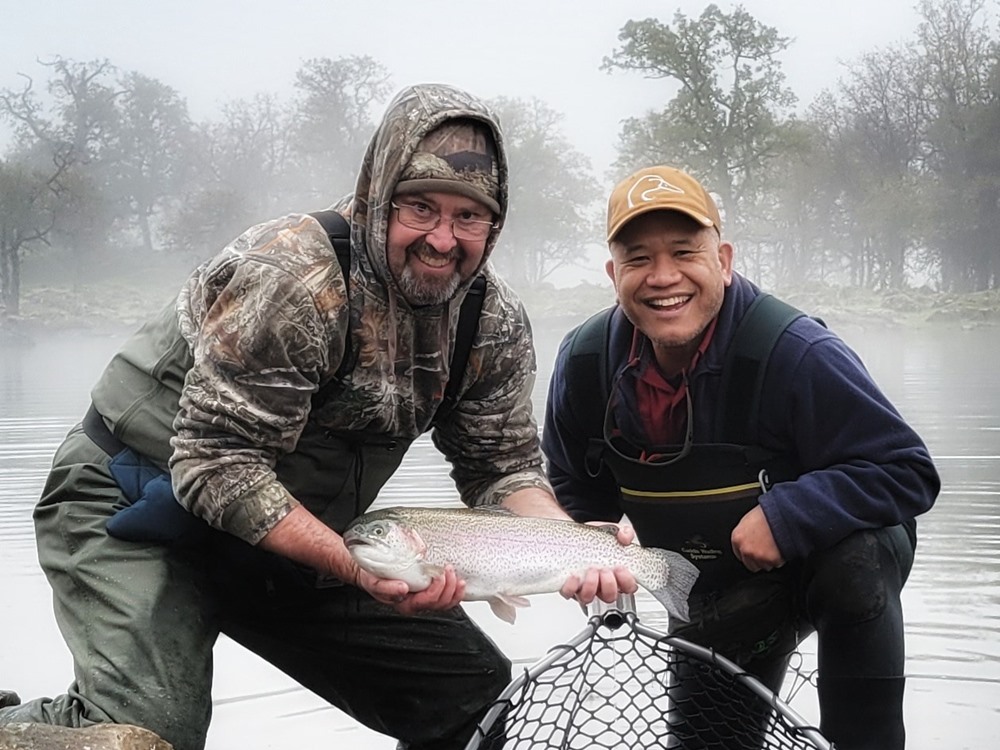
[90,84,551,544]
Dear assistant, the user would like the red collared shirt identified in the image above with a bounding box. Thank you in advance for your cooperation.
[632,318,718,448]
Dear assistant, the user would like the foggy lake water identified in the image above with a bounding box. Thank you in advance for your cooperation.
[2,318,999,749]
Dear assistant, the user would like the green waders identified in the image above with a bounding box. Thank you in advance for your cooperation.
[0,423,511,750]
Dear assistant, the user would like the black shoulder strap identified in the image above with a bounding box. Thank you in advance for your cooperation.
[310,210,352,282]
[717,294,805,444]
[565,307,616,426]
[307,210,485,421]
[433,274,487,424]
[310,210,356,382]
[564,306,620,473]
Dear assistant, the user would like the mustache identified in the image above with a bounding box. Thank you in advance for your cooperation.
[406,239,462,263]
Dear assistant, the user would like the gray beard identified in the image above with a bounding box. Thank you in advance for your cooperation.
[396,243,463,305]
[398,266,461,305]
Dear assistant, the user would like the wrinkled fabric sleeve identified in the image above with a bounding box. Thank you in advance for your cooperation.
[431,292,552,507]
[170,225,346,544]
[759,332,940,560]
[541,332,623,523]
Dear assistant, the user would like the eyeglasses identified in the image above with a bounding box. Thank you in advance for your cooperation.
[390,201,497,242]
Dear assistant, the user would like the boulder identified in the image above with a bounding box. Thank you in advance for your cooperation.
[0,723,172,750]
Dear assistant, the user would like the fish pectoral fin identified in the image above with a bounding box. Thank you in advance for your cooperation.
[488,593,531,625]
[401,526,428,556]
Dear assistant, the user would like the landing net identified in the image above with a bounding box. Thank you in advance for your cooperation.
[465,609,829,750]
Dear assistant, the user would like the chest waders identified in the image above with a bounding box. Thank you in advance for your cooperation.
[272,422,412,534]
[567,295,808,594]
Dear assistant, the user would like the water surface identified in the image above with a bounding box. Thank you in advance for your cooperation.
[1,321,997,748]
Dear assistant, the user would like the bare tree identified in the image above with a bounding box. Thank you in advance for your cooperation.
[161,94,294,259]
[488,96,602,289]
[106,71,194,252]
[288,56,393,206]
[0,58,118,317]
[914,0,1000,291]
[805,48,926,289]
[0,148,74,316]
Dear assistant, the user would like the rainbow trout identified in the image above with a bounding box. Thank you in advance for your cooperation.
[343,506,699,624]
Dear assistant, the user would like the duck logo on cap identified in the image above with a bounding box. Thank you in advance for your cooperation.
[627,174,685,207]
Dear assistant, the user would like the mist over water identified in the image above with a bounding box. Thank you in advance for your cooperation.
[2,319,998,748]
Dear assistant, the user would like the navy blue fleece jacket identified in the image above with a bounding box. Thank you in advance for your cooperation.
[542,273,940,561]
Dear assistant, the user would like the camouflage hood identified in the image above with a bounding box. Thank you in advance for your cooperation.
[343,83,508,307]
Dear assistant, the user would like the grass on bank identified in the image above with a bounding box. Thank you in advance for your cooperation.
[6,244,1000,335]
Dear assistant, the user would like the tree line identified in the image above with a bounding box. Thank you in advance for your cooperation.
[609,0,999,293]
[1,0,997,320]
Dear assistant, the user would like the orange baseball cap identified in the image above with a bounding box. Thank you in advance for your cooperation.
[607,166,721,242]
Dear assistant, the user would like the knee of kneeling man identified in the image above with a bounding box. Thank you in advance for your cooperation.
[805,532,895,624]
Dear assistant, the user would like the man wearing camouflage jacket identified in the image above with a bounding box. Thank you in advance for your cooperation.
[0,83,634,750]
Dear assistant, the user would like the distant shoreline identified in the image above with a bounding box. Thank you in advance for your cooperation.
[3,280,998,346]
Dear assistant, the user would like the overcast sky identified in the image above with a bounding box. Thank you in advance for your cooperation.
[2,0,925,177]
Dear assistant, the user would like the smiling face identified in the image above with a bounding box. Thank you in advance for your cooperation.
[386,191,492,306]
[606,210,734,375]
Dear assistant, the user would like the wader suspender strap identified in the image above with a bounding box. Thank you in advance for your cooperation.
[311,209,353,269]
[444,273,487,420]
[308,209,486,423]
[565,306,618,473]
[715,294,804,445]
[566,295,806,453]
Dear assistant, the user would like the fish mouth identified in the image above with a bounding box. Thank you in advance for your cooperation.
[343,537,367,548]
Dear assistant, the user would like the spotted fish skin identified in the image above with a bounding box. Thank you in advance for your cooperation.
[343,506,699,624]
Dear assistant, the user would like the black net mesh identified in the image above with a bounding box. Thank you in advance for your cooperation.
[466,611,829,750]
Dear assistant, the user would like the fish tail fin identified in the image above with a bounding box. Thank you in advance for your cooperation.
[641,549,700,622]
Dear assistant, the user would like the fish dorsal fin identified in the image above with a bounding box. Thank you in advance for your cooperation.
[469,504,517,516]
[488,593,531,624]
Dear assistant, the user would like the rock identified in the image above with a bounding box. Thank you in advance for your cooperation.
[0,723,173,750]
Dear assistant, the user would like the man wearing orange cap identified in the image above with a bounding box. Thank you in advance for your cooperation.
[543,165,940,749]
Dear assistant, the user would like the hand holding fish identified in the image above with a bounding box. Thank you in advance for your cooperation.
[343,506,699,624]
[354,563,466,614]
[558,522,638,604]
[259,507,466,614]
[494,487,639,607]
